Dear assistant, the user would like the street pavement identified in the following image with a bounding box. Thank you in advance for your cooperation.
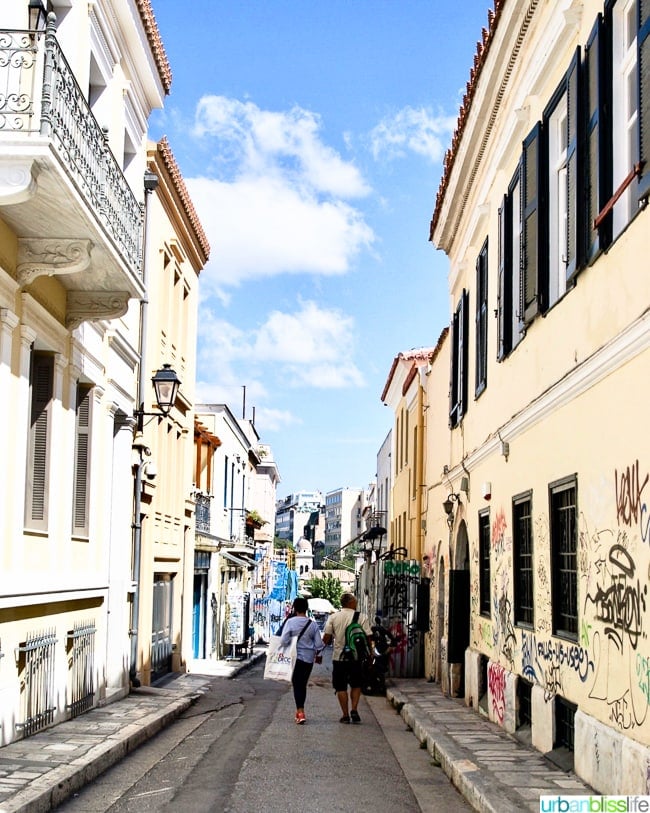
[0,648,594,813]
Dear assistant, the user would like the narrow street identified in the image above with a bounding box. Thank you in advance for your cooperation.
[55,654,471,813]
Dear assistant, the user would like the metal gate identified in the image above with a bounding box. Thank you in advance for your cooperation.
[361,558,429,678]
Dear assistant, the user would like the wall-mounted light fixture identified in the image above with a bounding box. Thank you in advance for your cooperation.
[132,364,181,430]
[28,0,47,30]
[443,493,461,528]
[361,525,386,558]
[500,440,510,461]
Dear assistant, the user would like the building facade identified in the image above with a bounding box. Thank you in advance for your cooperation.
[130,138,208,686]
[430,0,650,792]
[0,0,171,742]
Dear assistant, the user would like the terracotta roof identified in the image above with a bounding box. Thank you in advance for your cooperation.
[136,0,172,94]
[429,0,506,240]
[157,137,211,261]
[381,329,448,403]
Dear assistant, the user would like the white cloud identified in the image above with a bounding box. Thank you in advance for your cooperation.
[196,299,364,393]
[188,176,373,288]
[193,96,369,197]
[369,106,457,163]
[186,96,374,288]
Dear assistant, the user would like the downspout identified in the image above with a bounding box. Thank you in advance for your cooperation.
[129,168,159,687]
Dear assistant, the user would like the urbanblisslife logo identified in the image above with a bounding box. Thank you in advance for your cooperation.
[540,797,650,812]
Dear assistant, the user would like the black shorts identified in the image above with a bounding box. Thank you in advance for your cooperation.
[332,658,363,692]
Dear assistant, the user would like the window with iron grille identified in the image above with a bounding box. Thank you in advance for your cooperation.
[66,622,96,718]
[513,492,534,627]
[475,239,488,397]
[16,629,57,737]
[517,677,533,729]
[555,695,577,751]
[478,509,491,617]
[550,476,578,638]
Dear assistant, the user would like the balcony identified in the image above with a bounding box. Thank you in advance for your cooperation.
[0,23,144,327]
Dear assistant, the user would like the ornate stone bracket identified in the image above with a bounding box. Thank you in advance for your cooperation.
[0,159,38,205]
[17,238,93,286]
[66,291,130,330]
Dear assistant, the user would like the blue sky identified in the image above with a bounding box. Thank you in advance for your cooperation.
[149,0,490,499]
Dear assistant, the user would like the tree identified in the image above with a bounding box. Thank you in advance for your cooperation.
[304,574,343,608]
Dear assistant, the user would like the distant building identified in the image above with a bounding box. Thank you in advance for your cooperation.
[275,490,323,545]
[323,487,365,562]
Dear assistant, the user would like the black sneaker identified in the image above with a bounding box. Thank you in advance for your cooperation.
[350,710,361,724]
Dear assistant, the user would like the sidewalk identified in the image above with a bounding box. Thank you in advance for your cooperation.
[0,652,594,813]
[0,649,265,813]
[385,680,594,813]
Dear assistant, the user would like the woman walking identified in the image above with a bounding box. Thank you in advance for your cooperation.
[279,596,324,724]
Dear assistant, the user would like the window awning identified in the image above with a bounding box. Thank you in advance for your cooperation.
[220,550,254,569]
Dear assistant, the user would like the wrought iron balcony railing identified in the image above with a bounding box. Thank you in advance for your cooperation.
[0,23,142,277]
[195,492,211,534]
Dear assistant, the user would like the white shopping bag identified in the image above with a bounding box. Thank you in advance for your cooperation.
[263,634,298,682]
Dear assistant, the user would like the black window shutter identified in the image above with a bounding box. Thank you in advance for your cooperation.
[475,240,488,396]
[585,14,608,260]
[449,308,460,427]
[459,289,469,420]
[566,47,582,284]
[497,194,512,360]
[522,123,543,323]
[639,0,650,201]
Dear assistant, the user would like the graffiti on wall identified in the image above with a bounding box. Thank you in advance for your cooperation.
[582,493,649,731]
[520,629,594,702]
[487,661,506,724]
[615,459,649,544]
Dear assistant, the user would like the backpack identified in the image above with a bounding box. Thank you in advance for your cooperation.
[342,611,370,661]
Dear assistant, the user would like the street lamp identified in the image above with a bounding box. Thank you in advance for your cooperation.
[28,0,47,30]
[362,525,386,557]
[150,364,181,415]
[443,493,461,528]
[133,364,181,430]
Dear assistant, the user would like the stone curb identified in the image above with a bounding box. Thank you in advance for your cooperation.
[386,688,523,813]
[0,694,197,813]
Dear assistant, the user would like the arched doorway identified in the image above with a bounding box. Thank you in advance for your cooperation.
[447,520,470,697]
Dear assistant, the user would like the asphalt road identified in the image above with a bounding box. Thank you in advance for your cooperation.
[56,654,471,813]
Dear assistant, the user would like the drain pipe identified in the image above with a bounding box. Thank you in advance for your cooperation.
[129,168,159,688]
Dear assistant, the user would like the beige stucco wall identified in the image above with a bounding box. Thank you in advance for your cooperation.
[429,0,650,792]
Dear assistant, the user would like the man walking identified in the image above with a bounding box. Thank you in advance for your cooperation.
[322,592,374,724]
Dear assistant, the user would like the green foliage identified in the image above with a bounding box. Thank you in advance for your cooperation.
[304,574,343,608]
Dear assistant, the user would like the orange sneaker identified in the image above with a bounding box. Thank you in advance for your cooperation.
[295,711,306,725]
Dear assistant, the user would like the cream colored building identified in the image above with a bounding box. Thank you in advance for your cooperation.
[430,0,650,793]
[0,1,170,742]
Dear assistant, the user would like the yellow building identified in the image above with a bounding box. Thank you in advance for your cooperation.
[430,0,650,792]
[129,138,208,686]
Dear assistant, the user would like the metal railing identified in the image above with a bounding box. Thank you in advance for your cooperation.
[195,492,211,534]
[0,24,142,276]
[15,628,57,737]
[66,621,96,718]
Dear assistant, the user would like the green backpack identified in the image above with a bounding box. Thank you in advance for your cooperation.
[342,611,370,661]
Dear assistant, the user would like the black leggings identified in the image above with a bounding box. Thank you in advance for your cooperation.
[292,659,314,709]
